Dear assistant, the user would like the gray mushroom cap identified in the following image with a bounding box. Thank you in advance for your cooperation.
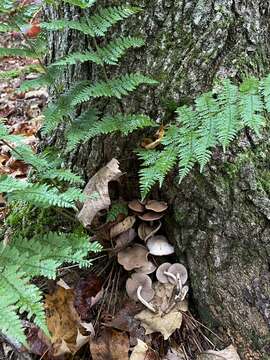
[126,273,154,302]
[167,263,188,285]
[135,261,157,275]
[117,244,149,271]
[156,262,172,283]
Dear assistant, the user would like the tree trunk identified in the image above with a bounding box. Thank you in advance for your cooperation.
[46,1,270,357]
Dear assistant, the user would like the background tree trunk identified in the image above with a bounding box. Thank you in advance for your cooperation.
[46,1,270,357]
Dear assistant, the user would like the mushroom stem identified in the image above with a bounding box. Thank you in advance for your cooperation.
[176,273,182,292]
[137,286,156,313]
[164,271,177,284]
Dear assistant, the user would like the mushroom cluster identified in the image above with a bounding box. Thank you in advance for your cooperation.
[109,198,189,314]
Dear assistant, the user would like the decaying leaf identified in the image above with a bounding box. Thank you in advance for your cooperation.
[135,283,188,340]
[78,158,122,228]
[107,301,144,346]
[45,286,92,356]
[197,345,241,360]
[110,215,136,238]
[141,126,165,149]
[25,323,51,357]
[162,347,186,360]
[130,339,148,360]
[73,273,103,321]
[90,328,129,360]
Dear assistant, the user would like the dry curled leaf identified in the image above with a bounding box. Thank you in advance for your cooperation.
[141,126,165,149]
[130,339,159,360]
[90,328,129,360]
[44,286,91,356]
[135,283,188,340]
[197,345,241,360]
[78,158,122,228]
[110,215,136,238]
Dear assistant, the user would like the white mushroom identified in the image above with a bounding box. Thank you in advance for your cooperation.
[146,235,174,256]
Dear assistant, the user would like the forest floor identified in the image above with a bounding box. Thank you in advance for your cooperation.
[0,34,245,360]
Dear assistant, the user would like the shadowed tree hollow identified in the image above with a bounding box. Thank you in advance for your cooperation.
[46,1,270,357]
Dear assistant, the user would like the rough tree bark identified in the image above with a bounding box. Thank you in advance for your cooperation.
[46,1,270,357]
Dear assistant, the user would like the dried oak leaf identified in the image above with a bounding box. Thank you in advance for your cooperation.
[197,345,241,360]
[78,158,122,228]
[135,283,188,340]
[45,286,92,356]
[90,328,129,360]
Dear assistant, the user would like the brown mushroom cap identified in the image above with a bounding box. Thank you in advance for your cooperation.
[126,273,154,302]
[147,235,174,256]
[117,244,149,271]
[135,261,157,275]
[138,212,164,222]
[138,221,161,242]
[156,262,172,283]
[115,228,136,250]
[145,200,168,213]
[128,199,145,213]
[167,263,188,285]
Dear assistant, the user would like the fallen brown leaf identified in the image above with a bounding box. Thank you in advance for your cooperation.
[45,286,91,356]
[78,158,122,228]
[197,345,241,360]
[90,328,129,360]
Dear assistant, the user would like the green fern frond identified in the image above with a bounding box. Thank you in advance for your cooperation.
[262,74,270,113]
[95,36,145,65]
[42,81,90,134]
[0,176,85,209]
[0,297,25,345]
[0,64,42,80]
[19,67,61,92]
[62,0,96,8]
[239,77,265,135]
[216,79,239,150]
[0,122,24,143]
[0,47,37,59]
[194,92,219,171]
[52,36,144,67]
[0,266,47,336]
[0,231,102,344]
[139,147,177,199]
[42,6,141,37]
[85,6,142,37]
[71,74,157,106]
[65,109,99,151]
[41,168,84,185]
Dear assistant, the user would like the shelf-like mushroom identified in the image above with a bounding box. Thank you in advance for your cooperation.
[147,235,174,256]
[135,260,157,275]
[138,212,164,222]
[145,200,168,213]
[126,273,155,312]
[138,221,161,242]
[117,244,149,271]
[128,199,145,213]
